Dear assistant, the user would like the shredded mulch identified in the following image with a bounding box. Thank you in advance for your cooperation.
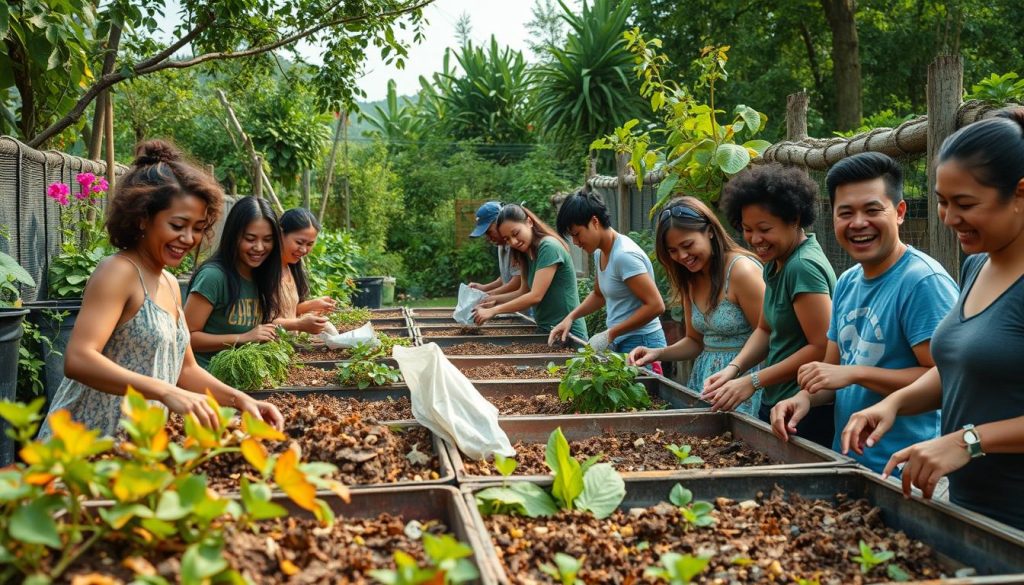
[442,342,577,356]
[369,310,405,318]
[463,430,773,476]
[295,342,409,362]
[164,394,441,490]
[59,513,466,584]
[283,365,341,387]
[485,486,953,584]
[460,364,559,379]
[422,327,540,337]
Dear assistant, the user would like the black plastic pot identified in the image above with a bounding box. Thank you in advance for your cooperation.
[0,308,29,466]
[24,300,83,406]
[350,276,384,309]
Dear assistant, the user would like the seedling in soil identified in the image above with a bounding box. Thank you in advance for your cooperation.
[852,540,895,574]
[493,453,517,485]
[549,346,650,413]
[669,484,716,529]
[0,389,347,583]
[476,428,626,519]
[336,346,403,388]
[539,552,585,585]
[665,443,704,466]
[369,533,478,585]
[209,333,295,391]
[643,552,711,584]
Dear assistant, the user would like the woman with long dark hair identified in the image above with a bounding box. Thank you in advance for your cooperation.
[843,108,1024,530]
[273,208,333,333]
[473,204,587,339]
[184,196,283,368]
[39,141,283,439]
[628,196,766,416]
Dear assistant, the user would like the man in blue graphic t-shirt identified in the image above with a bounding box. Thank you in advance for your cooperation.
[770,153,958,473]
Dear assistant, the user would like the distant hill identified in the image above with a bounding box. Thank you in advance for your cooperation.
[347,93,419,142]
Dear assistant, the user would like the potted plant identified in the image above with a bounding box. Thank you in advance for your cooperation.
[25,173,115,403]
[0,242,35,465]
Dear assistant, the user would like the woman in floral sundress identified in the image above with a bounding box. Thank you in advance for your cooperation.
[629,196,766,416]
[39,140,283,439]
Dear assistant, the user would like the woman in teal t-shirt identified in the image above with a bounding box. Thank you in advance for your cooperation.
[473,204,587,340]
[702,164,837,448]
[184,196,283,368]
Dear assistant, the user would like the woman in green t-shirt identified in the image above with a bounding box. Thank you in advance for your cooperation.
[702,164,837,448]
[184,196,283,368]
[473,204,587,340]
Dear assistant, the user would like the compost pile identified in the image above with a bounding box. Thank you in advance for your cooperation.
[460,364,558,379]
[425,327,539,337]
[463,430,774,476]
[442,342,576,355]
[486,487,949,584]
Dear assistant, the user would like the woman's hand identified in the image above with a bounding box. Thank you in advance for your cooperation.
[306,296,337,314]
[798,361,854,394]
[771,391,811,441]
[468,282,484,290]
[628,346,662,367]
[238,396,285,431]
[703,365,738,396]
[473,306,495,326]
[297,313,330,334]
[547,317,574,345]
[702,376,755,412]
[162,389,221,429]
[840,400,898,456]
[240,324,278,344]
[477,297,498,309]
[883,433,970,499]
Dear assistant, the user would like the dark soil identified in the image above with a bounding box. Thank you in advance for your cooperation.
[165,394,442,490]
[463,430,773,476]
[460,364,558,379]
[485,487,952,584]
[284,365,340,387]
[422,327,539,337]
[442,342,577,356]
[59,513,466,584]
[296,341,409,362]
[370,310,405,318]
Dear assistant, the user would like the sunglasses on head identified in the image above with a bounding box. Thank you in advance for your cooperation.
[658,205,705,225]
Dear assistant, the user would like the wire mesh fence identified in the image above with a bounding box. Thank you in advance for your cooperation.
[0,136,127,301]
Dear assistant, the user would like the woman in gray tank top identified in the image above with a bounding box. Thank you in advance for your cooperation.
[840,108,1024,530]
[39,140,283,439]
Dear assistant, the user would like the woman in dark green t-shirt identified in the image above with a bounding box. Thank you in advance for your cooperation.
[184,196,283,368]
[702,164,837,448]
[473,204,587,340]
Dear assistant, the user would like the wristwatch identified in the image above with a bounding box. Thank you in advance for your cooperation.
[962,424,985,459]
[750,371,764,392]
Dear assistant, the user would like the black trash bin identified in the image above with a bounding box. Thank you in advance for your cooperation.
[0,308,29,466]
[350,277,385,309]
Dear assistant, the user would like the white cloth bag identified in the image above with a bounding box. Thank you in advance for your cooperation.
[393,343,514,460]
[453,283,488,325]
[318,321,379,349]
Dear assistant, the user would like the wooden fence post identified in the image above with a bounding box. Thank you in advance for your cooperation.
[786,91,809,141]
[615,152,631,233]
[253,155,263,200]
[926,55,963,280]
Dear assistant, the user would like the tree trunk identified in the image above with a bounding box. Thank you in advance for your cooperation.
[821,0,862,130]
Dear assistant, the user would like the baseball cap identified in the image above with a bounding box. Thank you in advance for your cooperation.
[470,201,502,237]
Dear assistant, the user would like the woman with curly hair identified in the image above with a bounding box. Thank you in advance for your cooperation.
[703,164,837,447]
[39,140,284,439]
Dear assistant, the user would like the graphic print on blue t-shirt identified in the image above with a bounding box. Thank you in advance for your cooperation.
[827,247,957,473]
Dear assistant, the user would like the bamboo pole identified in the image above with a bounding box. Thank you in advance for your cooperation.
[318,113,344,223]
[215,90,284,213]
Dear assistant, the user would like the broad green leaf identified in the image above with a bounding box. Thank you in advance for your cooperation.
[887,564,911,582]
[494,453,517,477]
[475,483,558,517]
[10,498,61,548]
[575,463,625,519]
[546,428,583,510]
[714,143,750,175]
[655,174,679,201]
[735,105,763,134]
[99,502,154,529]
[240,478,288,520]
[690,501,715,515]
[670,484,693,507]
[743,139,772,155]
[140,518,178,539]
[181,542,228,585]
[423,533,473,562]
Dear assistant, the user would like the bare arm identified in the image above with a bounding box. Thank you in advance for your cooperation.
[491,265,555,314]
[754,292,832,388]
[799,340,934,396]
[489,275,522,296]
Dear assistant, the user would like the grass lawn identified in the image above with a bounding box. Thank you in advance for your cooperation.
[401,296,457,308]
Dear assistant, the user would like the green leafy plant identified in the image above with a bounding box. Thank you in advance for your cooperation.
[0,388,347,584]
[965,72,1024,106]
[475,427,626,520]
[208,336,295,391]
[336,348,403,389]
[549,345,650,413]
[851,540,895,575]
[493,452,517,482]
[46,174,115,299]
[644,552,712,584]
[591,37,769,210]
[669,483,716,529]
[16,319,57,401]
[306,229,361,301]
[539,552,585,585]
[328,307,373,329]
[0,251,35,308]
[665,444,704,466]
[369,533,479,585]
[375,332,413,356]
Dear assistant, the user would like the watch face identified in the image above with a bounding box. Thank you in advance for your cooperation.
[964,430,980,444]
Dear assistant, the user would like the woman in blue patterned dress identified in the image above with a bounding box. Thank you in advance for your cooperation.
[629,196,766,416]
[39,140,283,439]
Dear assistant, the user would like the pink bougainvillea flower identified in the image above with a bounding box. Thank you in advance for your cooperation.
[92,177,109,193]
[75,172,96,188]
[74,189,89,200]
[47,182,71,206]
